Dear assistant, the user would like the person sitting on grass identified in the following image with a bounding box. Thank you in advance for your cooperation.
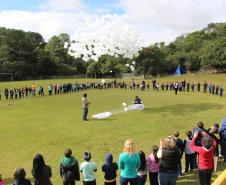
[32,154,52,185]
[133,96,142,104]
[13,167,31,185]
[190,132,216,185]
[80,151,97,185]
[60,149,80,185]
[0,174,5,185]
[102,153,118,185]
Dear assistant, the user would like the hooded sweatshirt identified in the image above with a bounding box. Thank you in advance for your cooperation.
[219,118,226,139]
[102,153,118,181]
[60,156,80,181]
[13,179,31,185]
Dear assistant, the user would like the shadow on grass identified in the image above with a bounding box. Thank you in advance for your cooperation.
[177,159,226,185]
[91,118,117,122]
[3,177,34,185]
[143,103,224,115]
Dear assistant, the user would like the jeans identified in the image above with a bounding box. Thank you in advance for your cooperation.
[63,182,75,185]
[159,172,178,185]
[149,172,159,185]
[221,139,226,162]
[178,160,182,175]
[83,180,96,185]
[138,175,147,185]
[83,108,88,120]
[104,181,116,185]
[185,153,195,172]
[198,169,213,185]
[120,176,138,185]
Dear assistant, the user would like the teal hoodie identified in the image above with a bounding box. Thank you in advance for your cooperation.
[118,152,140,178]
[61,156,76,166]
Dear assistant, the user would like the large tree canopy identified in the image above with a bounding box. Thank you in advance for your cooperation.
[0,22,225,80]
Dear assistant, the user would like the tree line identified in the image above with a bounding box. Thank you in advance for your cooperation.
[0,22,225,80]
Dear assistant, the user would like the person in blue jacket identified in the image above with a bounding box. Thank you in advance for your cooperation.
[220,85,224,97]
[219,118,226,162]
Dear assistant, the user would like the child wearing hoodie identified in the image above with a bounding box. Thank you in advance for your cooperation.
[0,174,5,185]
[80,151,97,185]
[13,168,32,185]
[219,118,226,162]
[102,153,118,185]
[190,131,216,185]
[147,145,159,185]
[60,149,80,185]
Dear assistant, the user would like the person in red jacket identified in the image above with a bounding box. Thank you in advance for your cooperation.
[190,132,216,185]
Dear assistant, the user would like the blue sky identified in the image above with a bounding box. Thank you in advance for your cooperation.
[0,0,225,45]
[0,0,123,13]
[0,0,43,11]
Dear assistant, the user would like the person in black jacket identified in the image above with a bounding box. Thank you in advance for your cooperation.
[133,96,142,104]
[4,88,9,100]
[13,167,31,185]
[102,153,118,185]
[174,131,184,176]
[32,154,52,185]
[157,136,180,185]
[60,149,80,185]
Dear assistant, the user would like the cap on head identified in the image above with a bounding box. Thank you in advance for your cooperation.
[83,151,91,161]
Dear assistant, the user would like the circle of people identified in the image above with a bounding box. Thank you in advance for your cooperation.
[0,79,224,101]
[1,119,226,185]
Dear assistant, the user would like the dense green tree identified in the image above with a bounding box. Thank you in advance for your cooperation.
[0,22,225,80]
[135,45,166,76]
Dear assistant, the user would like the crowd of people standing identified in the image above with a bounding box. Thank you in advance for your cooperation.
[1,119,226,185]
[150,79,224,96]
[0,79,224,102]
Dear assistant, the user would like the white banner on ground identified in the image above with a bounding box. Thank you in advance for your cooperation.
[92,112,112,119]
[124,104,145,112]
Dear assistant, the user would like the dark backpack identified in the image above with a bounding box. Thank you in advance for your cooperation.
[62,167,74,183]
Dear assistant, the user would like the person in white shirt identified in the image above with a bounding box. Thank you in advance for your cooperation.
[80,151,97,185]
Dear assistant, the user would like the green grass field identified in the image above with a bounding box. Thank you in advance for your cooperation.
[0,73,226,185]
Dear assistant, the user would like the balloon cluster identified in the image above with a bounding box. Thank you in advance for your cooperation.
[126,61,136,72]
[65,14,143,62]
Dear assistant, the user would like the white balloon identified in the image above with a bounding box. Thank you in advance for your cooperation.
[64,42,69,49]
[67,15,142,61]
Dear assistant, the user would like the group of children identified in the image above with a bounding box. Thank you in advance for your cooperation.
[151,79,224,96]
[1,119,225,185]
[0,79,224,102]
